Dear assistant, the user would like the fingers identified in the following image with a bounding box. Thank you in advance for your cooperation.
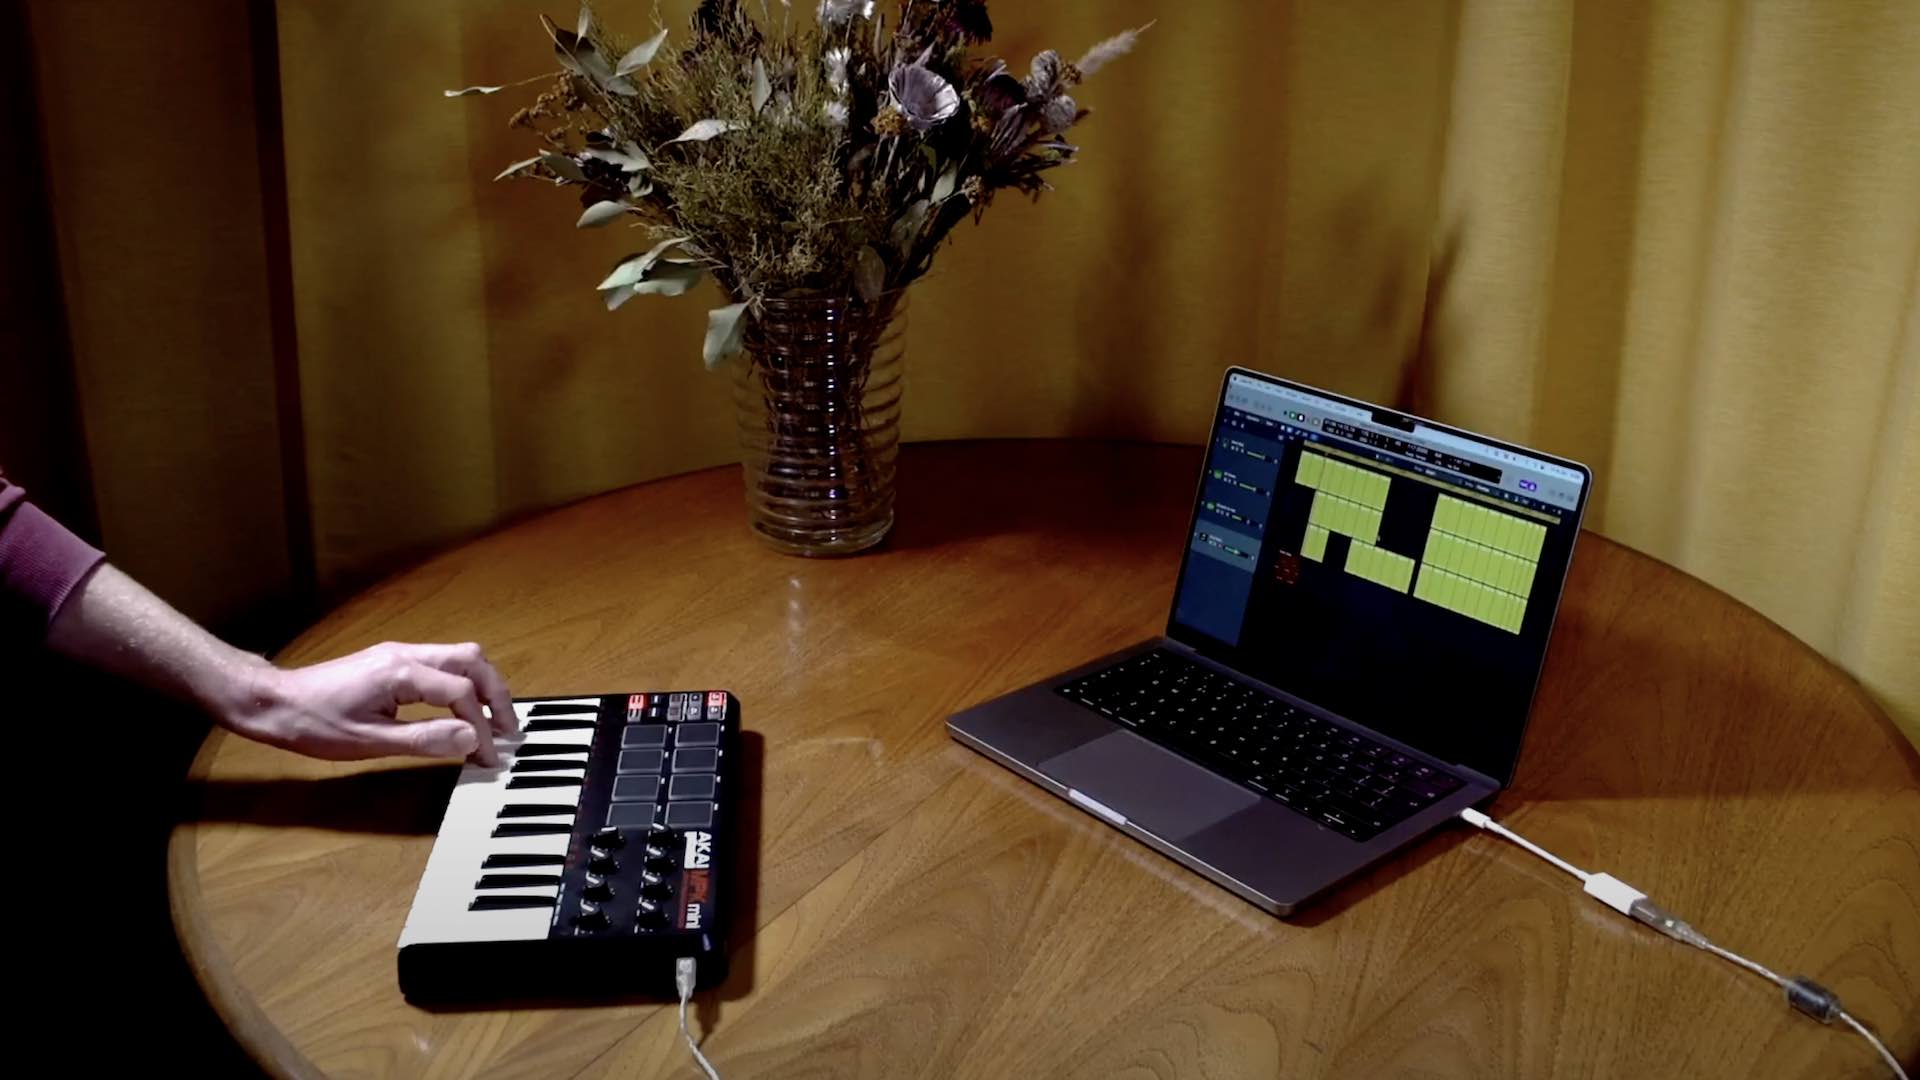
[341,717,479,761]
[389,661,500,766]
[402,642,518,737]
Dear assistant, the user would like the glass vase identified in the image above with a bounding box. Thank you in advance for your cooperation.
[732,291,906,556]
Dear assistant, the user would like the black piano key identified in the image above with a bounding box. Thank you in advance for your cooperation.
[507,776,584,790]
[475,874,563,890]
[481,853,566,869]
[492,823,575,838]
[523,718,599,733]
[515,743,589,757]
[529,702,602,717]
[497,803,578,819]
[469,894,558,911]
[511,759,589,773]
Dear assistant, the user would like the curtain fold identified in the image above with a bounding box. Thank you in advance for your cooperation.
[24,0,1918,737]
[22,0,296,637]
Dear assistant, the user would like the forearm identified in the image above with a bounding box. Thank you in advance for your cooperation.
[44,562,270,725]
[26,504,511,764]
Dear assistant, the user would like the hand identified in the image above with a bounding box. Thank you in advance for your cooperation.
[223,642,519,765]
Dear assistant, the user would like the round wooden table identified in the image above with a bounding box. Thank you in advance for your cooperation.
[172,441,1919,1079]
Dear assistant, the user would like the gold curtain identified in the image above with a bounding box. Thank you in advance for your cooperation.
[23,1,1919,738]
[22,0,299,636]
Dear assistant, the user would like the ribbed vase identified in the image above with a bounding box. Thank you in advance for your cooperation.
[731,292,905,556]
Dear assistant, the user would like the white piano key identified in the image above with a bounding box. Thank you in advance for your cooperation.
[402,776,563,943]
[401,700,603,949]
[512,697,601,720]
[495,793,580,812]
[410,901,556,944]
[493,812,579,828]
[487,731,530,759]
[469,880,562,901]
[507,743,592,760]
[517,726,597,748]
[494,800,580,816]
[468,877,562,900]
[497,734,590,769]
[415,903,543,941]
[484,832,575,858]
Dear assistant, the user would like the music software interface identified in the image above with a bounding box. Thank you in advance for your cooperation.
[1171,374,1587,779]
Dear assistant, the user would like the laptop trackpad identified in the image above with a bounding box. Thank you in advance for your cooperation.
[1040,732,1258,841]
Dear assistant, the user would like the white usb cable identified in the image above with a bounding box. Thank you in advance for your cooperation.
[1458,807,1909,1079]
[675,957,722,1080]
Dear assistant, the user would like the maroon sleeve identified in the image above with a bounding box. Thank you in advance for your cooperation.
[0,476,106,635]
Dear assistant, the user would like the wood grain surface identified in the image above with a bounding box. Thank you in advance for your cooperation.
[170,441,1919,1079]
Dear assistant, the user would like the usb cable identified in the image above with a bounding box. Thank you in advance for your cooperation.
[1458,807,1909,1078]
[675,957,722,1080]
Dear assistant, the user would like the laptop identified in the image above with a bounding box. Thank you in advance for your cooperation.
[947,367,1591,915]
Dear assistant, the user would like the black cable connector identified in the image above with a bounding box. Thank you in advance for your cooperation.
[1785,976,1840,1024]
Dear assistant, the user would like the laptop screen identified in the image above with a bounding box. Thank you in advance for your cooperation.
[1168,369,1591,784]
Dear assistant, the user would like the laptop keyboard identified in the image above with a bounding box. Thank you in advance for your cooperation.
[1056,648,1466,841]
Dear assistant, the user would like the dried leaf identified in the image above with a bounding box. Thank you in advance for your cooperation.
[889,198,930,251]
[751,58,772,115]
[443,84,505,97]
[543,13,635,95]
[638,234,692,262]
[616,27,669,76]
[575,2,593,40]
[597,236,691,289]
[602,263,702,308]
[668,118,746,144]
[931,166,958,203]
[542,14,589,76]
[537,151,589,183]
[576,200,629,228]
[631,263,704,297]
[492,155,544,181]
[703,303,749,369]
[583,147,649,173]
[855,245,886,302]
